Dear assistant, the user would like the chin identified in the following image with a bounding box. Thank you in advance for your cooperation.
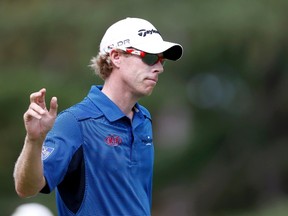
[144,89,154,96]
[137,88,154,97]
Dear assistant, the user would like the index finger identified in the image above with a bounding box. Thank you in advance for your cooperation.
[29,88,46,105]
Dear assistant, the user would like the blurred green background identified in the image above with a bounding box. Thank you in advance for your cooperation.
[1,0,288,215]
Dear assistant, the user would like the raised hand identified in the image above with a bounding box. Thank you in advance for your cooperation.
[23,88,58,143]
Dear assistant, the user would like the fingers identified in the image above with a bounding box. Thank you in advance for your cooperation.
[49,97,58,117]
[27,89,58,120]
[24,103,46,120]
[30,88,46,109]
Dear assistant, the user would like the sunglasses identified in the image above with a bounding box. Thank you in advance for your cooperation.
[124,48,165,66]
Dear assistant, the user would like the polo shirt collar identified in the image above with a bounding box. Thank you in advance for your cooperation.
[87,85,143,122]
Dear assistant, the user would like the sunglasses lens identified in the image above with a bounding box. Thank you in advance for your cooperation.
[142,53,159,66]
[125,49,165,66]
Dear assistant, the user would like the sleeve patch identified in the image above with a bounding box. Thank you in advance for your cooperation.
[41,146,55,160]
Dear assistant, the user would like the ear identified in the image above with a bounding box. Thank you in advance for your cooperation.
[110,50,121,68]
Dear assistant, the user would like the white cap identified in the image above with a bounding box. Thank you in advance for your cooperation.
[100,17,183,61]
[11,203,54,216]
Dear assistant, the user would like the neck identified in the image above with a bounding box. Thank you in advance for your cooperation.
[101,81,138,119]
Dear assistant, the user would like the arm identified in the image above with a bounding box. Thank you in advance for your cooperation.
[13,88,58,198]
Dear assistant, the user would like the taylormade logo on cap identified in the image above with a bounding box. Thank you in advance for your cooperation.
[138,29,160,37]
[99,17,183,61]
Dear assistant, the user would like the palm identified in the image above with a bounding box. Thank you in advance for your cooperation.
[25,109,55,140]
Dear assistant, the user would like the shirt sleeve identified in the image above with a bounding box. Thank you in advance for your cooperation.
[41,110,83,192]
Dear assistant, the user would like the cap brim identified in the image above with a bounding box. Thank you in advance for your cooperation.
[133,41,183,61]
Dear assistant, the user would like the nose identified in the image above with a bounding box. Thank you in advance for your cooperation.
[153,61,164,74]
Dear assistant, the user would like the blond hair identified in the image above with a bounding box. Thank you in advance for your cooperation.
[89,53,113,80]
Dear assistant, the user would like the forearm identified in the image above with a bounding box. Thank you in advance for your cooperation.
[13,136,46,198]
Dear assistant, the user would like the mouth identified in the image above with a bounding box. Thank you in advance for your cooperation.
[145,77,158,84]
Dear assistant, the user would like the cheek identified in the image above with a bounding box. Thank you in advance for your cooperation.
[125,56,147,69]
[125,62,146,78]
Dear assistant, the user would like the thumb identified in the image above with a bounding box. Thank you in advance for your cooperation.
[49,97,58,117]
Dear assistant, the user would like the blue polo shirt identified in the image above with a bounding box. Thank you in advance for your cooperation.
[41,85,154,216]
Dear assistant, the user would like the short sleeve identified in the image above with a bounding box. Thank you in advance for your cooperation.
[42,111,83,192]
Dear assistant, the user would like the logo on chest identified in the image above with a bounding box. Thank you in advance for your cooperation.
[105,134,123,147]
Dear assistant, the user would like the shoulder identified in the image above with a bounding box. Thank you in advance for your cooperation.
[61,97,103,121]
[52,97,103,135]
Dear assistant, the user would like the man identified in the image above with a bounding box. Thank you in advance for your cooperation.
[14,17,183,216]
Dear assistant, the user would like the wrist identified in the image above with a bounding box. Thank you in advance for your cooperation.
[25,134,45,147]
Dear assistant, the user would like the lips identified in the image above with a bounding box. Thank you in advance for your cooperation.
[145,77,158,83]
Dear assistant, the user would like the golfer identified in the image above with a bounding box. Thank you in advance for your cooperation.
[14,17,183,216]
